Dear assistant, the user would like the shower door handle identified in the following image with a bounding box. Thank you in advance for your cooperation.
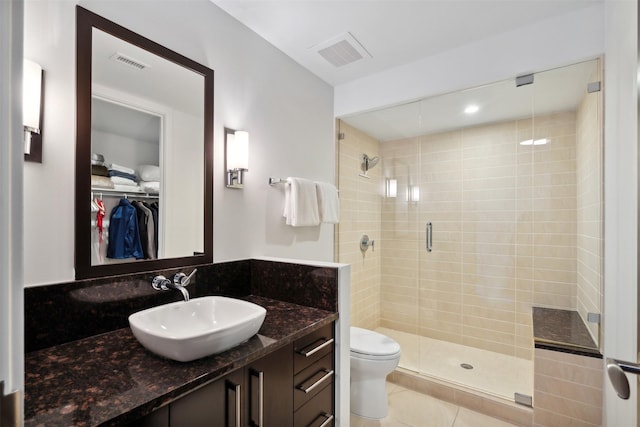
[426,222,432,252]
[607,358,640,400]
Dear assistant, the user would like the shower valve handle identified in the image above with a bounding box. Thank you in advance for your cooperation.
[360,235,375,252]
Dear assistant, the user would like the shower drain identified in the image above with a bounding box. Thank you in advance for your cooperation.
[460,363,474,370]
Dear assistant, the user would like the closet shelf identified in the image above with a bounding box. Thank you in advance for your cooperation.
[91,187,159,199]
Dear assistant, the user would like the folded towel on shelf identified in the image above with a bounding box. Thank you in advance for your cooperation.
[283,177,320,227]
[91,174,114,189]
[91,164,109,177]
[138,165,160,182]
[109,163,136,175]
[139,181,160,194]
[112,184,143,193]
[315,181,340,224]
[108,169,138,182]
[110,176,138,186]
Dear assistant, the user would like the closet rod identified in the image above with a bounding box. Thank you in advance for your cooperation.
[91,189,159,200]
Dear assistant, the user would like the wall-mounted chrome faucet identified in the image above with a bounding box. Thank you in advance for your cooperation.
[152,268,197,302]
[360,234,375,252]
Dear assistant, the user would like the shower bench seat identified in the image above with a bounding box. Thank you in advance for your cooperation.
[532,307,602,426]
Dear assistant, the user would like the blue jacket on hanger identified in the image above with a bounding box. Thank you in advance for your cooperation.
[107,198,144,259]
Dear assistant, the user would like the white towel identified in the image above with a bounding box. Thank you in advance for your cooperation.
[315,181,340,224]
[112,184,143,193]
[109,163,136,175]
[138,164,160,181]
[283,177,320,227]
[139,181,160,194]
[110,176,138,186]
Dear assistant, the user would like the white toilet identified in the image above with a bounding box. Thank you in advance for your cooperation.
[350,327,401,419]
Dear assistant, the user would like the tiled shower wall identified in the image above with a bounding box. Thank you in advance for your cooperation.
[533,348,603,426]
[379,111,582,360]
[336,120,381,330]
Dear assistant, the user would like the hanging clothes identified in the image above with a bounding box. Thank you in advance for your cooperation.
[93,198,106,264]
[133,201,156,260]
[146,201,159,258]
[132,201,149,258]
[107,198,144,259]
[95,198,105,242]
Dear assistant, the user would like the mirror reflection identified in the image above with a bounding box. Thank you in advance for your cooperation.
[76,6,213,279]
[90,28,204,265]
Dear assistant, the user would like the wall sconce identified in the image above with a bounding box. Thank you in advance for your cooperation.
[23,59,44,162]
[407,185,420,203]
[225,128,249,188]
[385,178,397,198]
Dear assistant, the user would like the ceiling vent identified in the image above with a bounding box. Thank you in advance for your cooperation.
[110,52,149,70]
[311,32,372,68]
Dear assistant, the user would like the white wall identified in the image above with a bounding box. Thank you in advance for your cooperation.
[23,0,335,286]
[1,0,25,401]
[91,130,159,167]
[164,109,204,258]
[335,4,605,117]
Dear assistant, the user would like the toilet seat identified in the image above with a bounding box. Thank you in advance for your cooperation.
[350,327,401,360]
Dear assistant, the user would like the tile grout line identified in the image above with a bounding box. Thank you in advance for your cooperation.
[451,405,462,427]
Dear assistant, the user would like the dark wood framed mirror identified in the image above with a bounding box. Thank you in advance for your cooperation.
[75,6,213,279]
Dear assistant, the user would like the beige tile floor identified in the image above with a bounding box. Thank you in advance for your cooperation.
[350,382,519,427]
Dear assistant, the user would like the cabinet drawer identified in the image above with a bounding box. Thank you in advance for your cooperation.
[294,323,334,374]
[294,352,334,410]
[294,384,334,427]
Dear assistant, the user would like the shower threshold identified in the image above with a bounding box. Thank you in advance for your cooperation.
[378,327,534,425]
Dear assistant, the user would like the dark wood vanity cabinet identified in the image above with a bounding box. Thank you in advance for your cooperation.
[293,323,335,427]
[168,367,245,427]
[170,344,293,427]
[130,323,335,427]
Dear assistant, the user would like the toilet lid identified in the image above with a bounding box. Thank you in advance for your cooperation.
[350,327,401,357]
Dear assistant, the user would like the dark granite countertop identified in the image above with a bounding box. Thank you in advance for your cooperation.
[24,295,338,427]
[532,307,601,358]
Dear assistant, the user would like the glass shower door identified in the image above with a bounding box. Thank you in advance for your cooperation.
[415,78,536,398]
[379,130,422,373]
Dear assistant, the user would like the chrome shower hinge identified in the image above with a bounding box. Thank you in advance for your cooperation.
[516,73,534,87]
[514,392,533,408]
[587,312,601,324]
[587,81,601,93]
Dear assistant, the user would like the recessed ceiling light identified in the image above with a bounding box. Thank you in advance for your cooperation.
[520,138,550,146]
[464,105,479,114]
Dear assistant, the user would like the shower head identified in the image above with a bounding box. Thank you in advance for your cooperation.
[362,153,380,172]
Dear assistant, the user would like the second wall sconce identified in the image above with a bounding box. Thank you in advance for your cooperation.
[225,128,249,188]
[385,178,397,198]
[23,59,44,162]
[407,185,420,203]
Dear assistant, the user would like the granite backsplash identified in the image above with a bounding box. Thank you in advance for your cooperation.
[25,259,339,352]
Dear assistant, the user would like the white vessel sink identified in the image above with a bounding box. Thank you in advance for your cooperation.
[129,296,267,362]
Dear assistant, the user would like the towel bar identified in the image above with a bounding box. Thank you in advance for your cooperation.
[268,177,340,192]
[268,177,287,185]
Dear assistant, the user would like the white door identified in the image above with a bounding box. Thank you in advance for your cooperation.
[603,0,638,425]
[0,0,25,424]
